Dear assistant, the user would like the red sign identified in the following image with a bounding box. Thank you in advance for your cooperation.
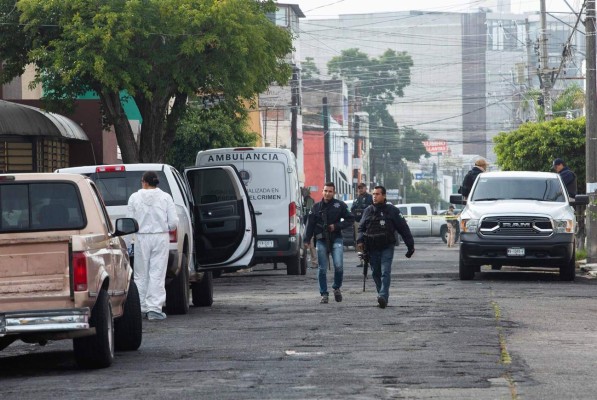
[423,140,448,154]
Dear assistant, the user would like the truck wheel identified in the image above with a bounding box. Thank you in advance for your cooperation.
[212,269,222,278]
[299,250,307,275]
[286,251,301,275]
[459,254,475,280]
[559,252,576,281]
[73,289,114,369]
[192,271,213,307]
[165,254,190,315]
[114,279,142,351]
[441,226,448,243]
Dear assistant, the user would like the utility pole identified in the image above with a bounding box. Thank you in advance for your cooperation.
[353,115,360,196]
[539,0,554,120]
[586,0,597,262]
[323,97,331,183]
[290,65,299,156]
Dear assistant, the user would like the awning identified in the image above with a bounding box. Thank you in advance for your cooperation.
[0,100,89,141]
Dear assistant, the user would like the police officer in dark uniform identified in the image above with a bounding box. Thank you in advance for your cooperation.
[304,182,355,304]
[351,183,373,266]
[357,185,415,309]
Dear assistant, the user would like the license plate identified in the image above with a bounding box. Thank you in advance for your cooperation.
[257,240,275,249]
[507,247,525,257]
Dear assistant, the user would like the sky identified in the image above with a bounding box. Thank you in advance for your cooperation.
[287,0,583,18]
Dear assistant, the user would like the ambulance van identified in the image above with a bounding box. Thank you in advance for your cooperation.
[194,147,306,275]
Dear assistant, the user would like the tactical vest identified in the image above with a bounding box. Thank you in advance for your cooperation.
[364,207,396,250]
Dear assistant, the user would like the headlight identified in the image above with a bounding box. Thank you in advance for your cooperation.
[553,219,573,233]
[461,219,479,232]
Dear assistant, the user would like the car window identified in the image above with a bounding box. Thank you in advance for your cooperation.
[411,206,428,216]
[472,177,566,202]
[0,182,85,232]
[186,168,239,204]
[84,170,171,206]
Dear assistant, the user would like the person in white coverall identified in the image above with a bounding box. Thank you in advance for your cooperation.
[127,171,178,321]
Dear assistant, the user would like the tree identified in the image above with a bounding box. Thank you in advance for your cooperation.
[524,84,584,122]
[404,181,441,206]
[493,117,585,193]
[166,99,258,172]
[300,57,320,80]
[326,48,427,163]
[0,0,293,162]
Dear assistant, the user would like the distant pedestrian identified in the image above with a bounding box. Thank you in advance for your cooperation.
[459,158,488,198]
[302,187,317,268]
[357,185,415,309]
[445,205,458,248]
[127,171,179,321]
[351,183,373,266]
[304,182,354,304]
[552,158,577,198]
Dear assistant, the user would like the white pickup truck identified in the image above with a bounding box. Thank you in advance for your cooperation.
[396,203,454,242]
[450,171,588,281]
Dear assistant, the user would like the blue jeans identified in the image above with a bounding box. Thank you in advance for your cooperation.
[368,246,395,302]
[316,237,344,295]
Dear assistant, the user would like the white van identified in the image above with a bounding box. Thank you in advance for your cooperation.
[194,147,306,275]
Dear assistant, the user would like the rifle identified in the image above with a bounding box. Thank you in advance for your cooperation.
[320,208,333,270]
[358,249,369,292]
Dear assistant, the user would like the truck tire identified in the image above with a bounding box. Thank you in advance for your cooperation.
[286,251,301,275]
[114,280,142,351]
[192,271,213,307]
[459,254,475,280]
[440,226,448,243]
[73,289,114,369]
[165,253,190,315]
[559,251,576,281]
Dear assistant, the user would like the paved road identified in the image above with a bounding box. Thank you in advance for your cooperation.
[2,238,597,399]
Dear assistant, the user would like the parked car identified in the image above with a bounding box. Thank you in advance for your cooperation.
[56,164,255,309]
[0,173,141,368]
[451,171,588,280]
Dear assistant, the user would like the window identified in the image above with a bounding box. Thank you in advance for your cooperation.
[472,177,565,202]
[85,170,171,206]
[0,182,85,232]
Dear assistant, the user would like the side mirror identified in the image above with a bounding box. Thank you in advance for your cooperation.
[450,194,465,205]
[571,194,589,206]
[114,218,139,236]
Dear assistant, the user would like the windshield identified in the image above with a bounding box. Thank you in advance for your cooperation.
[471,177,566,202]
[83,171,171,207]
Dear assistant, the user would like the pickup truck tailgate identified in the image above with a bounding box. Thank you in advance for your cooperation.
[0,237,71,311]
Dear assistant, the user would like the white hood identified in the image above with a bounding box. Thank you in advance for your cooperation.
[462,200,575,221]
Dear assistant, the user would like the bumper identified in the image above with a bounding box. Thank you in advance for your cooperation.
[460,233,575,268]
[0,308,90,336]
[253,235,300,262]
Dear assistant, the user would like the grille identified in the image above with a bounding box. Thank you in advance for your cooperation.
[479,216,553,237]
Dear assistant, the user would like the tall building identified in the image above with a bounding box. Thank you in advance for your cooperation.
[298,7,584,167]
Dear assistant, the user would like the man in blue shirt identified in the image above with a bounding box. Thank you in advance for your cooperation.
[553,158,577,198]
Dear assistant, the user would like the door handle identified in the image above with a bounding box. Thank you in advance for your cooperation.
[254,211,263,215]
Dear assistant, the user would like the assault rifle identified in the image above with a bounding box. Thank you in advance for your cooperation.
[358,249,369,292]
[320,208,333,270]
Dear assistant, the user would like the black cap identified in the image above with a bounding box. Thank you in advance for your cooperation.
[552,158,565,168]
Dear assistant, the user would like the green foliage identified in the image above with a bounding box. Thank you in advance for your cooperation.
[404,180,441,206]
[493,117,585,193]
[553,84,584,119]
[326,48,427,163]
[301,57,320,80]
[166,101,258,172]
[0,0,293,162]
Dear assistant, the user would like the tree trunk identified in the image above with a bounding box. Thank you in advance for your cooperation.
[136,93,171,163]
[99,90,139,163]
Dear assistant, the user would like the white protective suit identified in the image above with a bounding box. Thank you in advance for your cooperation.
[127,188,179,314]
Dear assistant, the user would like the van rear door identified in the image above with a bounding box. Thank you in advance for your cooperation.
[184,166,255,270]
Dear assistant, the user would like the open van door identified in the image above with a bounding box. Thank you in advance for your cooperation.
[184,165,255,271]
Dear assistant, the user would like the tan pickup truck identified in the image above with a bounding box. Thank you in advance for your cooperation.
[0,173,140,368]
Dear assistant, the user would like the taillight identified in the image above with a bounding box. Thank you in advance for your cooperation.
[95,165,126,173]
[169,228,177,243]
[72,252,88,291]
[289,202,297,235]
